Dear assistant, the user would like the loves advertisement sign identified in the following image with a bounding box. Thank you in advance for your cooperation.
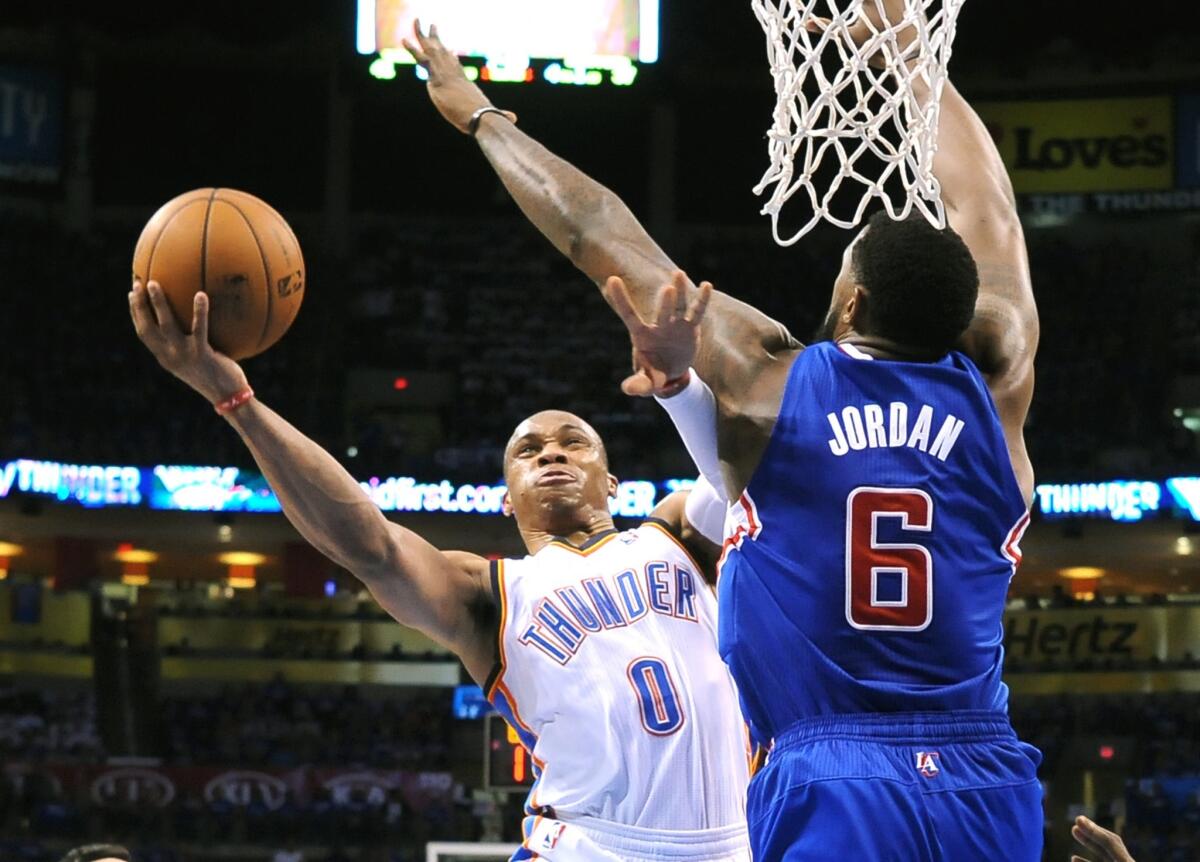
[978,97,1173,194]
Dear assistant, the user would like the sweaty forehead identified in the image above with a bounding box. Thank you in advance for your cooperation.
[506,411,601,452]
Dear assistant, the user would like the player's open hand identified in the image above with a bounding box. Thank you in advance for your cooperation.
[129,280,249,405]
[1071,816,1136,862]
[603,271,713,398]
[403,20,516,135]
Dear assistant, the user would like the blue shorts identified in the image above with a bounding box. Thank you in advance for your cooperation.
[748,711,1043,862]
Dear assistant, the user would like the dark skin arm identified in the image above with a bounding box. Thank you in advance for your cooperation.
[935,81,1039,502]
[128,280,498,684]
[610,8,1039,501]
[403,22,800,488]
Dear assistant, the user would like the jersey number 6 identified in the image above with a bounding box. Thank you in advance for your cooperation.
[845,487,934,631]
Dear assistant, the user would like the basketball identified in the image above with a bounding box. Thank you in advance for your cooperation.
[131,188,305,361]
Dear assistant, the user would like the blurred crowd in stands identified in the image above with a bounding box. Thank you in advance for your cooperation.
[1011,693,1200,862]
[158,681,450,769]
[1,212,1196,484]
[2,679,1200,859]
[0,681,477,861]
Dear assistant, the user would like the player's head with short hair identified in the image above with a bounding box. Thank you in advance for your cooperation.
[502,410,617,535]
[818,211,979,355]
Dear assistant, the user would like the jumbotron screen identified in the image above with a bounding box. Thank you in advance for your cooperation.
[357,0,659,86]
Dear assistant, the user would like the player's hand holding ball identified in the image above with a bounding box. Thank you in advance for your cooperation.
[129,188,305,411]
[403,20,516,134]
[129,279,250,407]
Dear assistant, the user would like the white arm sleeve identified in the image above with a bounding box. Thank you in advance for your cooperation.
[655,369,726,501]
[684,474,727,546]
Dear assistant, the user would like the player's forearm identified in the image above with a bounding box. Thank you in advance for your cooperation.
[222,400,392,576]
[475,115,675,313]
[933,81,1017,217]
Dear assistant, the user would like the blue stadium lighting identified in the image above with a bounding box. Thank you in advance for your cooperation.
[452,684,494,719]
[1034,481,1162,522]
[7,458,1200,524]
[1166,477,1200,522]
[324,580,337,597]
[0,459,142,508]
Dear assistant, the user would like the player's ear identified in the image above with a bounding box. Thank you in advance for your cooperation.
[607,474,619,499]
[845,287,867,325]
[502,491,514,518]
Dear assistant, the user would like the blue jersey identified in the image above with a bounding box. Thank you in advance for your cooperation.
[718,341,1030,744]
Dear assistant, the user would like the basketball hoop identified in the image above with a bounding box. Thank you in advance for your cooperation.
[751,0,966,245]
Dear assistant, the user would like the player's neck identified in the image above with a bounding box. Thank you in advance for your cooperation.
[519,514,618,555]
[837,331,944,363]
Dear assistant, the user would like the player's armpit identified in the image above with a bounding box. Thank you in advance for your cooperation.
[650,491,721,582]
[362,532,498,684]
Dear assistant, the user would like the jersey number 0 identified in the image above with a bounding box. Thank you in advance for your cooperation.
[845,487,934,631]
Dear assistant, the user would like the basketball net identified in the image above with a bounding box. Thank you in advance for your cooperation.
[751,0,966,245]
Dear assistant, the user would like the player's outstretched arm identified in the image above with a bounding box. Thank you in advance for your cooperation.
[404,22,799,402]
[128,280,496,680]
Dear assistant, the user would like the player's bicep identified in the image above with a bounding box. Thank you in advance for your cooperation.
[364,524,492,655]
[953,206,1039,377]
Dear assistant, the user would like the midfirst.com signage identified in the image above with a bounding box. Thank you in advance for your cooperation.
[978,97,1173,194]
[1004,607,1200,664]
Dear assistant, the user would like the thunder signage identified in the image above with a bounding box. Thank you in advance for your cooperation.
[3,457,1197,524]
[0,457,692,519]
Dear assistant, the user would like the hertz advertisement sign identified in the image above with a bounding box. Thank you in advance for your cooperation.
[978,97,1173,194]
[1003,606,1200,664]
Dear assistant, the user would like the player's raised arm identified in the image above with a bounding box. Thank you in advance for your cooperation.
[404,22,799,399]
[128,280,496,681]
[925,81,1038,501]
[933,78,1039,424]
[830,0,1038,498]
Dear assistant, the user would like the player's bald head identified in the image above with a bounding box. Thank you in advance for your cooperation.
[504,410,609,469]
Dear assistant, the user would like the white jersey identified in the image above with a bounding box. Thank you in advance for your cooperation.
[487,522,750,845]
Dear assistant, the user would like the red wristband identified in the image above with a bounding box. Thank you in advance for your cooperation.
[214,387,255,415]
[657,369,692,399]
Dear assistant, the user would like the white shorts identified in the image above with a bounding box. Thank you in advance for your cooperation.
[519,815,751,862]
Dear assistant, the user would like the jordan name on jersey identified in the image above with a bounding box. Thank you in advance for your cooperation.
[825,400,966,461]
[516,554,702,666]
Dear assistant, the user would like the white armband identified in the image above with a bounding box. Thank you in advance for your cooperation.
[684,475,727,546]
[655,369,726,502]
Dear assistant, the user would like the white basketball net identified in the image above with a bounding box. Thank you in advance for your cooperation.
[751,0,966,245]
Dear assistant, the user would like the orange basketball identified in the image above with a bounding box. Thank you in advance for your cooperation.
[132,188,305,361]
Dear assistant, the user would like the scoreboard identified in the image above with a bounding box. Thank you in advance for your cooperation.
[483,714,536,792]
[357,0,660,86]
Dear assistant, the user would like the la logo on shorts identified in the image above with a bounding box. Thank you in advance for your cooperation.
[915,751,940,778]
[541,822,567,850]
